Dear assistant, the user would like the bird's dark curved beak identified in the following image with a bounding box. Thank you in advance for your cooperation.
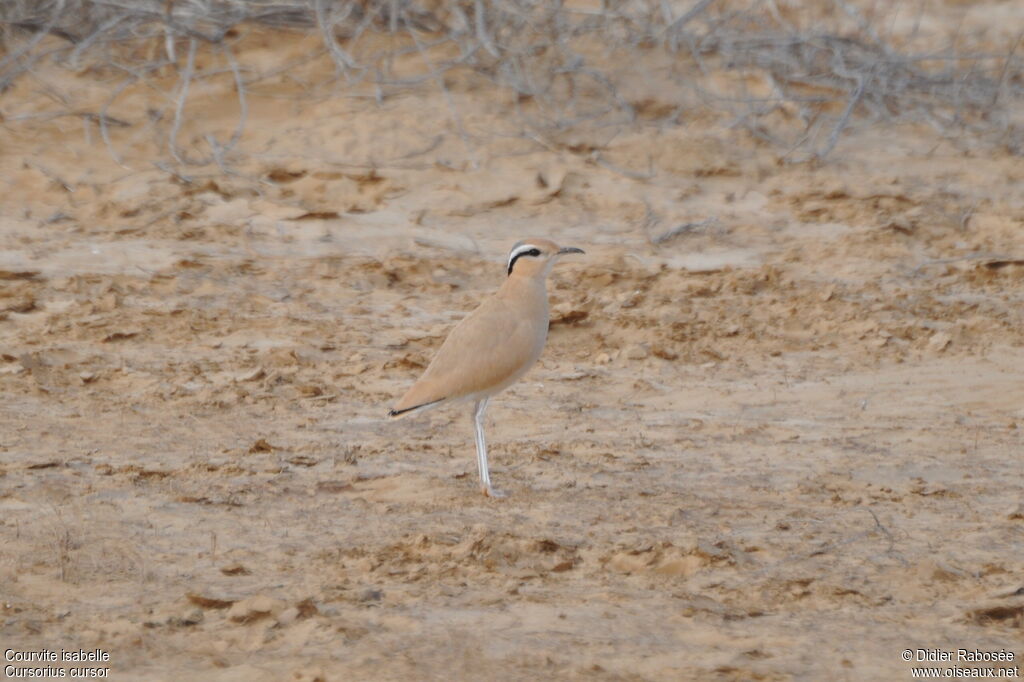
[558,246,585,255]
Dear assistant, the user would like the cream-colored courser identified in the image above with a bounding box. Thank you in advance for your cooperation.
[388,238,584,497]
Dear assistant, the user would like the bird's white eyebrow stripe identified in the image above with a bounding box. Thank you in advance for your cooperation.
[506,243,540,272]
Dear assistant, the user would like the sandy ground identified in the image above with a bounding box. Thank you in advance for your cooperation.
[1,14,1023,682]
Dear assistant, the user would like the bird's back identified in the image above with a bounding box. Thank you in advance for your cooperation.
[391,278,549,414]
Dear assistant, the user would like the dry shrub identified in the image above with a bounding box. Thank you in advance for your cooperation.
[1,0,1021,164]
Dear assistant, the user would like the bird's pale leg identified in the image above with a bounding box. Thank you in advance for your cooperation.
[472,399,491,493]
[473,398,506,498]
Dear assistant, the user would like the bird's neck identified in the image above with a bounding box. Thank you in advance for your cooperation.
[498,272,549,307]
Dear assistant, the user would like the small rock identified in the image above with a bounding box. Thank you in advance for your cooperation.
[235,367,265,382]
[967,602,1024,626]
[619,292,642,309]
[928,332,952,351]
[887,217,914,234]
[344,362,368,375]
[4,297,36,313]
[359,589,383,604]
[171,608,204,627]
[651,345,679,361]
[847,319,878,338]
[276,606,300,626]
[205,198,253,225]
[379,332,408,349]
[296,598,319,619]
[249,439,274,453]
[625,345,649,360]
[103,330,139,343]
[412,231,478,253]
[220,564,250,576]
[228,595,285,624]
[250,199,308,220]
[186,593,236,609]
[145,604,204,628]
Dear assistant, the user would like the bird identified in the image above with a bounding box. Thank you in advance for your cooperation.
[388,238,585,498]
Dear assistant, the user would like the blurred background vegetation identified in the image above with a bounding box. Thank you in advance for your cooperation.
[1,0,1022,169]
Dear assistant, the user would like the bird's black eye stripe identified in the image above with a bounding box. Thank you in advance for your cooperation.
[507,247,542,275]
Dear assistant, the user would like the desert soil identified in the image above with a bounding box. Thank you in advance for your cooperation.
[1,14,1023,682]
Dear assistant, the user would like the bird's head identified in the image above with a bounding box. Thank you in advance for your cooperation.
[505,238,585,279]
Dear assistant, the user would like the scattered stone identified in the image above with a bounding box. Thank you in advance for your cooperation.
[220,564,250,576]
[625,344,649,360]
[186,593,236,610]
[3,297,36,313]
[235,367,265,382]
[249,439,274,453]
[204,198,253,224]
[144,605,204,628]
[967,603,1024,626]
[296,598,319,619]
[379,332,408,348]
[102,330,139,343]
[228,595,285,624]
[359,589,383,604]
[276,606,300,626]
[651,345,679,361]
[170,608,205,627]
[928,332,952,351]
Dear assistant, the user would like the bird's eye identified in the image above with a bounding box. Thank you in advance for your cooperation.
[526,248,541,257]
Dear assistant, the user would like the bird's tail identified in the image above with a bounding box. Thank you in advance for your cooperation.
[387,397,445,419]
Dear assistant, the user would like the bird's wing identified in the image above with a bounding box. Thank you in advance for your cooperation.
[391,297,544,412]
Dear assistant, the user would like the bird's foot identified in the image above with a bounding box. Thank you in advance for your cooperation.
[482,486,508,499]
